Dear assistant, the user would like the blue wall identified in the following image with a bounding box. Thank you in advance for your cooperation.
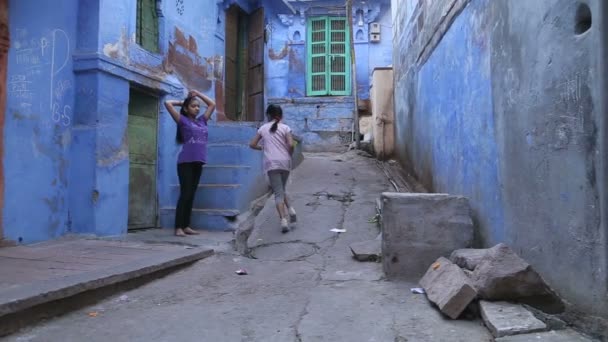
[5,0,77,243]
[266,0,392,100]
[4,0,271,243]
[265,0,392,151]
[413,0,504,244]
[393,0,608,319]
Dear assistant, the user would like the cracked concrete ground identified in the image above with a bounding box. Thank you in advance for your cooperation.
[4,152,492,342]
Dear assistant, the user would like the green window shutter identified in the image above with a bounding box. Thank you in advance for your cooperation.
[137,0,159,53]
[307,17,329,96]
[328,18,350,96]
[306,17,351,96]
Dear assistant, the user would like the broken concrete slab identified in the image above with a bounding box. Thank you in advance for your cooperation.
[381,193,474,279]
[494,329,597,342]
[480,301,547,338]
[419,257,477,319]
[350,239,381,262]
[471,244,564,313]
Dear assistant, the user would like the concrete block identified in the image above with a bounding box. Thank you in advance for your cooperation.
[419,257,477,319]
[494,329,596,342]
[479,301,547,338]
[381,193,474,279]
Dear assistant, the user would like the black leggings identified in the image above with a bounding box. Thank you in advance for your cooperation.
[175,162,203,229]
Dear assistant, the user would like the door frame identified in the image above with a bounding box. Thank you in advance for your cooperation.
[127,85,160,230]
[224,5,265,122]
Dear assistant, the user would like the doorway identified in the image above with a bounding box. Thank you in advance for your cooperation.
[127,87,159,230]
[224,5,265,122]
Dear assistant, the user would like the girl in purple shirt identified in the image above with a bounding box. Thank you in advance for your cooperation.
[165,90,215,237]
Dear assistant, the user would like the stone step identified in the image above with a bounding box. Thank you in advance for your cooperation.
[169,183,245,211]
[0,239,213,336]
[207,143,262,167]
[208,123,259,145]
[201,164,252,185]
[159,208,240,231]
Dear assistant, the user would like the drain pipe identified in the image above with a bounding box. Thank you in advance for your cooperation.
[346,0,360,149]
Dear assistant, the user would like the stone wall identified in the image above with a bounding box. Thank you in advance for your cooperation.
[392,0,608,319]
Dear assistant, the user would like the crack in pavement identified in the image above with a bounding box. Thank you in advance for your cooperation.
[292,176,356,341]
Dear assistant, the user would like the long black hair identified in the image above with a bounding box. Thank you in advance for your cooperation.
[267,104,283,133]
[176,96,196,144]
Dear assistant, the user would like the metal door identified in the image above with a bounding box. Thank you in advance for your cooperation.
[127,88,158,230]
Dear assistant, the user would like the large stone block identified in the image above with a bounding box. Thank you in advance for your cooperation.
[465,244,564,313]
[381,193,474,279]
[419,257,477,319]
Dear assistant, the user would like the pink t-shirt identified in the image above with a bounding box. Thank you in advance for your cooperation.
[257,121,292,172]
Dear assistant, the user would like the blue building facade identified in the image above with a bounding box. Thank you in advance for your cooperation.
[2,0,390,244]
[266,0,393,151]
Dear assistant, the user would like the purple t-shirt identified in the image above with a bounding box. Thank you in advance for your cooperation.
[177,115,208,164]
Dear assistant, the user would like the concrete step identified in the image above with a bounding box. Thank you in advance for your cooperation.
[208,123,259,145]
[159,208,240,231]
[0,239,213,336]
[201,165,252,185]
[170,183,245,211]
[207,143,262,167]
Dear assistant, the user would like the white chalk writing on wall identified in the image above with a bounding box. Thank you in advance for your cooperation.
[11,28,72,126]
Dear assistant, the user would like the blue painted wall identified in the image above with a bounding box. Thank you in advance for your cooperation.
[5,0,77,243]
[393,0,608,320]
[4,0,274,243]
[413,0,504,244]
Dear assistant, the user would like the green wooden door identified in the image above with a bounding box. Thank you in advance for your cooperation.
[128,88,159,230]
[306,16,351,96]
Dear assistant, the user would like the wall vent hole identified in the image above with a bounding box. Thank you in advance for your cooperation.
[575,3,592,35]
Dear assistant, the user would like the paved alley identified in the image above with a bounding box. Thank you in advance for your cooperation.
[3,152,492,342]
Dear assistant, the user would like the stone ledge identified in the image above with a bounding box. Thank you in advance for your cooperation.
[0,247,213,319]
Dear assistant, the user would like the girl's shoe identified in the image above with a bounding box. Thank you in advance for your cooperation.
[289,207,297,223]
[281,218,290,233]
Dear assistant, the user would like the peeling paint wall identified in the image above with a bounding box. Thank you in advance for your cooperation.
[393,0,608,319]
[4,0,269,243]
[265,0,392,151]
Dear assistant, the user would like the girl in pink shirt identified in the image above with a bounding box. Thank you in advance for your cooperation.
[249,104,297,233]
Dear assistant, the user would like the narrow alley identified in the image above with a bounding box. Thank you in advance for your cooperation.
[2,0,608,340]
[3,152,492,342]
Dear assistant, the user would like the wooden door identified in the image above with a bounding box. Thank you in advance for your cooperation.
[224,6,239,120]
[127,88,159,230]
[246,7,264,122]
[0,0,8,241]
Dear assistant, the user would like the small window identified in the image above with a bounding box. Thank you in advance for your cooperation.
[137,0,159,52]
[306,17,351,96]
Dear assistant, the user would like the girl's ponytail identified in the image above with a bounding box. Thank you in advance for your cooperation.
[266,104,283,133]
